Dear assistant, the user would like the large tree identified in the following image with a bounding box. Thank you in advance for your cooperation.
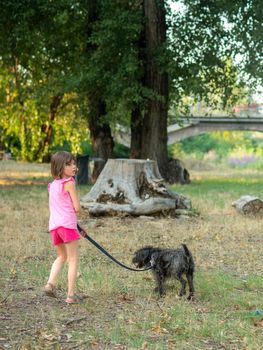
[130,0,262,179]
[85,0,170,177]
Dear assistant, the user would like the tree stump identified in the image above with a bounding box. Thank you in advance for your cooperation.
[232,195,263,215]
[80,159,191,216]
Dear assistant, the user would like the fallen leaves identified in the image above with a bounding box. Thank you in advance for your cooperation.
[251,316,263,327]
[152,323,169,334]
[118,293,134,302]
[151,322,185,335]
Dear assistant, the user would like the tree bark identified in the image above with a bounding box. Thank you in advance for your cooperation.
[166,158,190,184]
[83,4,115,181]
[131,0,169,178]
[88,99,114,182]
[130,107,143,158]
[38,94,63,162]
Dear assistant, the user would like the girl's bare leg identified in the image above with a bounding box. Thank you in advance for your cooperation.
[47,244,67,286]
[65,240,79,297]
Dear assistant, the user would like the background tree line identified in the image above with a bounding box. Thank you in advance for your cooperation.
[0,0,262,181]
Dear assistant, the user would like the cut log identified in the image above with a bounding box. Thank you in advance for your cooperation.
[81,159,191,216]
[232,195,263,215]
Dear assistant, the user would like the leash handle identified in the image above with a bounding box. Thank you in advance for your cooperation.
[77,224,152,272]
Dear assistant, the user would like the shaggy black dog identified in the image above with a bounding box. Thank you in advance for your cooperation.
[132,244,195,298]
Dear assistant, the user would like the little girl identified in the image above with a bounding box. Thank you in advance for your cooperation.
[44,151,81,304]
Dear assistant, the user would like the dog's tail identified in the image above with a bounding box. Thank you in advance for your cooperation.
[181,244,195,272]
[181,244,191,256]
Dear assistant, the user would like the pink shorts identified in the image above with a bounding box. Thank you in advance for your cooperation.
[50,226,80,246]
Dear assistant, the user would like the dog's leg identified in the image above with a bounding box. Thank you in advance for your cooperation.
[155,270,165,297]
[186,271,195,300]
[176,274,187,297]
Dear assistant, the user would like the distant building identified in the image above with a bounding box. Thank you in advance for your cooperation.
[233,103,263,116]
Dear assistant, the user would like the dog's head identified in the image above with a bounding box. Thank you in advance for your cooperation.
[132,246,155,268]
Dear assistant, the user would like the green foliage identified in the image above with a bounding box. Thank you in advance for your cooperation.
[0,96,45,161]
[79,140,93,156]
[182,134,221,156]
[50,96,89,156]
[113,143,130,158]
[0,69,89,160]
[80,0,144,126]
[168,0,262,114]
[0,1,90,160]
[0,0,262,161]
[169,133,232,160]
[169,131,263,162]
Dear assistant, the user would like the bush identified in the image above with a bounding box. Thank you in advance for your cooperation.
[170,131,263,163]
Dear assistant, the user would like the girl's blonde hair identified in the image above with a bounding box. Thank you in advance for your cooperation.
[51,151,76,179]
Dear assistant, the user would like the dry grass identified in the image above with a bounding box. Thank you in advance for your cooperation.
[0,160,263,349]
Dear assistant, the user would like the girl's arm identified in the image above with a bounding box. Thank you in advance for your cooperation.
[64,181,81,213]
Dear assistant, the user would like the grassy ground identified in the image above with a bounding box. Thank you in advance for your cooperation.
[0,160,263,349]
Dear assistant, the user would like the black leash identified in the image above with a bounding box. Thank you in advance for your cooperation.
[77,224,153,272]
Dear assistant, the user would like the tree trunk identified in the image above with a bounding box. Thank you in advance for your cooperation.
[130,107,143,158]
[130,6,145,160]
[83,4,115,181]
[131,0,169,178]
[81,159,191,216]
[88,99,114,182]
[38,95,63,162]
[141,0,169,177]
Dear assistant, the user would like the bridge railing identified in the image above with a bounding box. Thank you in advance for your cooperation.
[168,112,263,126]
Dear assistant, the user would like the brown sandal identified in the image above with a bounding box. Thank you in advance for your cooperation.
[44,283,56,298]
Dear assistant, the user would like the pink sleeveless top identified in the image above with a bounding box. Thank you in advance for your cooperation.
[48,177,77,231]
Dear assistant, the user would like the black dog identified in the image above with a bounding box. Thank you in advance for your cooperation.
[132,244,195,298]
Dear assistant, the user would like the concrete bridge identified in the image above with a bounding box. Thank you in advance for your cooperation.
[167,116,263,144]
[115,115,263,146]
